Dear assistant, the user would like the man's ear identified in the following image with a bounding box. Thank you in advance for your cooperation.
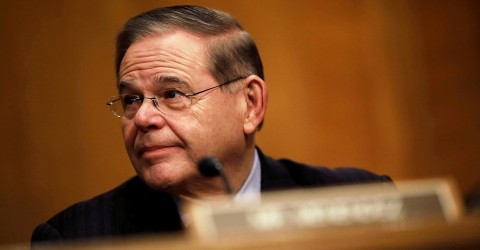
[243,75,268,134]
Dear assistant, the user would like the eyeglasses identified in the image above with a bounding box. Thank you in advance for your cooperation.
[106,76,245,118]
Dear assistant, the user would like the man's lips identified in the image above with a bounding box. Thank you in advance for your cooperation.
[136,145,179,157]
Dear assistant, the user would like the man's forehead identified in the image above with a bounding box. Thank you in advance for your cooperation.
[118,31,211,84]
[126,30,207,55]
[120,32,208,69]
[118,74,188,91]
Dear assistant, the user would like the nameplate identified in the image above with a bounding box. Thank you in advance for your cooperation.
[185,179,463,239]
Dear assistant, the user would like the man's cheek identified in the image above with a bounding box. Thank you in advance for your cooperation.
[121,126,137,157]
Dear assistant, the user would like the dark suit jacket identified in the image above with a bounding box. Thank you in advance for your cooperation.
[32,150,391,243]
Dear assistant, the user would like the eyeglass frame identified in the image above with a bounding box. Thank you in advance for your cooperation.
[106,76,246,118]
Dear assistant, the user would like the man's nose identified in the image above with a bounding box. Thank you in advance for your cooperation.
[133,98,166,130]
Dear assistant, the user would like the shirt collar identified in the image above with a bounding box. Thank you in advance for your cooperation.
[234,149,261,202]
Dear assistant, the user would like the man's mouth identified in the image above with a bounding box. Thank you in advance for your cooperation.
[137,145,178,158]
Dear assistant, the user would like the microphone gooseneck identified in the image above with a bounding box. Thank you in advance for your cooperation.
[198,157,233,195]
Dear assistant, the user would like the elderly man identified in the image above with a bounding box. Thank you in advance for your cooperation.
[32,5,390,242]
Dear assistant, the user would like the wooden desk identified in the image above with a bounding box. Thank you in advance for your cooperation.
[30,215,480,250]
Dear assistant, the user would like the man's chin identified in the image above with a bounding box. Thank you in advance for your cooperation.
[136,167,186,191]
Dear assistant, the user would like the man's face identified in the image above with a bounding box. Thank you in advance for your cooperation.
[118,31,247,190]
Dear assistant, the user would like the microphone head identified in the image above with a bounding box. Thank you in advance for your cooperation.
[198,157,222,177]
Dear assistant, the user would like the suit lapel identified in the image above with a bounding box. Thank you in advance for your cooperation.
[257,148,298,191]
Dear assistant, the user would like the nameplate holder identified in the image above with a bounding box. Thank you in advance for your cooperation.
[185,178,464,239]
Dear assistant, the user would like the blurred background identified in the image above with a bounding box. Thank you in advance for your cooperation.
[1,0,479,245]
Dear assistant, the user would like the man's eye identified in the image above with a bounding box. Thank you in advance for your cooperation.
[122,95,140,105]
[162,90,185,99]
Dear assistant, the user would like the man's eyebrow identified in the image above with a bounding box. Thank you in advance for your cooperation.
[154,75,189,86]
[117,80,133,92]
[117,76,189,92]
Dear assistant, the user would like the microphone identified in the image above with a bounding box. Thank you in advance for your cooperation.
[198,157,233,195]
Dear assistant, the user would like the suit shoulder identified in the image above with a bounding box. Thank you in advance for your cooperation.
[33,176,182,242]
[48,176,139,219]
[279,158,391,185]
[260,149,390,187]
[34,177,141,241]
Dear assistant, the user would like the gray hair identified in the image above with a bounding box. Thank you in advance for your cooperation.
[115,5,264,84]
